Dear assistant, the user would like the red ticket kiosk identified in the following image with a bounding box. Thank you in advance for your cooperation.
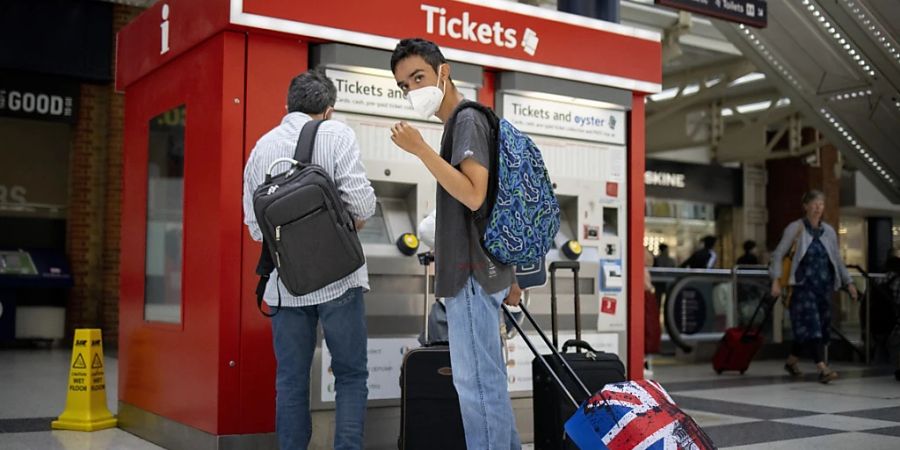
[116,1,660,448]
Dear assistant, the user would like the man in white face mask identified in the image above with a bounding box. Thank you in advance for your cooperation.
[390,38,522,450]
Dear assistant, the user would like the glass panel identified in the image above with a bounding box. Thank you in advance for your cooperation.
[144,106,185,324]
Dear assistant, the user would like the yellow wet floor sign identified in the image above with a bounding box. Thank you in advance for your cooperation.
[52,328,117,431]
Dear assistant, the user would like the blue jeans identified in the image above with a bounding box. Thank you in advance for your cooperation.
[446,276,521,450]
[271,287,368,450]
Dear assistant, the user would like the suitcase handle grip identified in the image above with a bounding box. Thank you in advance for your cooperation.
[549,261,580,273]
[561,339,597,355]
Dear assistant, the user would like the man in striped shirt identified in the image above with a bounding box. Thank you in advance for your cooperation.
[242,67,376,450]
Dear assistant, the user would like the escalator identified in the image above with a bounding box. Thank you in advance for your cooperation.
[713,0,900,202]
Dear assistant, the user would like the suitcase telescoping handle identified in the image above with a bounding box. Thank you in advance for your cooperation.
[549,261,581,351]
[502,303,591,409]
[741,293,778,340]
[418,252,435,342]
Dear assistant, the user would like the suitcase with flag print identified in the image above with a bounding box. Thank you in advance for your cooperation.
[502,303,715,450]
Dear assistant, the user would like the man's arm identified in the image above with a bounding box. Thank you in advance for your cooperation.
[332,131,376,223]
[390,120,488,211]
[417,150,488,211]
[242,150,264,242]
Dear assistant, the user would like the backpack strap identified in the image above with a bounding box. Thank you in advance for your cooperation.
[254,118,326,317]
[441,101,501,236]
[255,244,277,317]
[294,119,325,164]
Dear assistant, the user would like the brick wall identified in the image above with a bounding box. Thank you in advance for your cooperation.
[766,129,841,250]
[67,83,110,335]
[65,4,142,346]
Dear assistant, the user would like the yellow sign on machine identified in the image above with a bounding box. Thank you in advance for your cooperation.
[52,328,117,431]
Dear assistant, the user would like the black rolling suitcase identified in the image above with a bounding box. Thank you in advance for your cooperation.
[531,261,626,450]
[398,252,467,450]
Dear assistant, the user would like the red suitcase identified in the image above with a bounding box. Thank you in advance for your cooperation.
[713,295,777,374]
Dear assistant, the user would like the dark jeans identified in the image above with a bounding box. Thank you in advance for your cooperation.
[271,288,368,450]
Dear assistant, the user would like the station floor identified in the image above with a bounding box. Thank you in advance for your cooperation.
[1,348,899,449]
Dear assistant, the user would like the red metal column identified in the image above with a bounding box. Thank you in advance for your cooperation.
[238,34,310,434]
[627,93,646,379]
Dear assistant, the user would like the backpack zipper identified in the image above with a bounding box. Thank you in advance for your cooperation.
[275,226,282,267]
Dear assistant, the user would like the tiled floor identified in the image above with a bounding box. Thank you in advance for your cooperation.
[660,359,900,449]
[1,349,898,449]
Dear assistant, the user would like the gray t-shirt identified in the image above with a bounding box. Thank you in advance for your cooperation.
[434,106,516,298]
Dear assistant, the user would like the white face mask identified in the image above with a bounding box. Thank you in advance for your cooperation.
[407,74,445,119]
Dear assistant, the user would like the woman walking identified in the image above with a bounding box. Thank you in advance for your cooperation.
[770,190,858,383]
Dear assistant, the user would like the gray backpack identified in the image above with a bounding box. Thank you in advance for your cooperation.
[252,120,364,315]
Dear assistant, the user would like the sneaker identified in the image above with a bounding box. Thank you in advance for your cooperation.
[784,363,803,377]
[818,370,838,384]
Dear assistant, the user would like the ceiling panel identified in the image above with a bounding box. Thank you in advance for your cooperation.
[714,0,900,202]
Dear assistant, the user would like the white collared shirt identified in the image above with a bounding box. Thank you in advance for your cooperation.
[242,112,376,307]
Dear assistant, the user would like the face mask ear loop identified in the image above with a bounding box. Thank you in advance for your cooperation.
[438,67,447,95]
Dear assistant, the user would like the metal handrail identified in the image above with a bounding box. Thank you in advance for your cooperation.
[660,264,885,365]
[661,267,771,353]
[845,265,882,365]
[731,264,770,331]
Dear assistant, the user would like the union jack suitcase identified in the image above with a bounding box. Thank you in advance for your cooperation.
[503,303,714,449]
[564,380,716,449]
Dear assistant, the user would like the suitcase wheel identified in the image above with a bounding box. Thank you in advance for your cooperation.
[740,370,746,375]
[716,370,723,375]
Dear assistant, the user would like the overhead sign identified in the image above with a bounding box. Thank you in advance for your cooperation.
[326,68,477,122]
[655,0,768,28]
[0,74,79,124]
[501,94,626,144]
[645,159,742,205]
[645,170,686,188]
[116,0,662,93]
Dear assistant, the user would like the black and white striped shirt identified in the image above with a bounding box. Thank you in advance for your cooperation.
[243,112,376,307]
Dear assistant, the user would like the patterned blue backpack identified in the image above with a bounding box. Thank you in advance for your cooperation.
[443,102,560,266]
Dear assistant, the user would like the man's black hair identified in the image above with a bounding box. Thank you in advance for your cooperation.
[659,243,669,252]
[743,240,757,253]
[702,235,717,249]
[390,38,447,75]
[287,66,336,115]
